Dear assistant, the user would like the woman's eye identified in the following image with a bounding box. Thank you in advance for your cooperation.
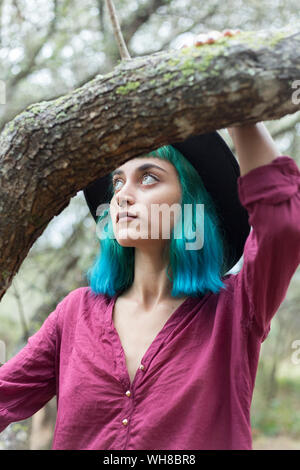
[142,174,158,184]
[112,179,122,191]
[112,173,158,191]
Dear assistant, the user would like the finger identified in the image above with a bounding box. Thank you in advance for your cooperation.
[194,30,223,46]
[194,33,208,46]
[223,28,241,37]
[207,30,223,40]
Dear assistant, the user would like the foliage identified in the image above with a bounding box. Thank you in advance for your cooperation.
[0,0,300,451]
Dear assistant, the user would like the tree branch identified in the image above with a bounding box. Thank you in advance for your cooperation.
[105,0,131,60]
[0,25,300,300]
[122,0,173,45]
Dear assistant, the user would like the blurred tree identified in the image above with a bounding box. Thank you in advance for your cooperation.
[0,25,299,301]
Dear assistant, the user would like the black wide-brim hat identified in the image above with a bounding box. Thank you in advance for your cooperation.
[83,131,251,274]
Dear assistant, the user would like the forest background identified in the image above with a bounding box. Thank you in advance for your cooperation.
[0,0,299,450]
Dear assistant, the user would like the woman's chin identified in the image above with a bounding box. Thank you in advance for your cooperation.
[114,231,144,247]
[116,238,137,247]
[114,231,154,248]
[113,225,170,247]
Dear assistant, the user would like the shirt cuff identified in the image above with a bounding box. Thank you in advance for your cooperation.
[237,156,300,207]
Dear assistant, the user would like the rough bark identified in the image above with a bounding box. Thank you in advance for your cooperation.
[0,25,300,301]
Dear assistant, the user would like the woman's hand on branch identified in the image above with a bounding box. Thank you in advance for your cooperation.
[179,29,241,49]
[179,29,241,143]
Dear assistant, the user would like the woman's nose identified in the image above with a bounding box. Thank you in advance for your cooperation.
[117,190,135,207]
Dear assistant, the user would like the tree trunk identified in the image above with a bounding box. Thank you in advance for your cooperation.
[0,25,300,301]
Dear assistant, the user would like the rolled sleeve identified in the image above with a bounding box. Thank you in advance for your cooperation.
[233,155,300,341]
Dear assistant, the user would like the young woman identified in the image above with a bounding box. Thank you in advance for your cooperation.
[1,33,300,451]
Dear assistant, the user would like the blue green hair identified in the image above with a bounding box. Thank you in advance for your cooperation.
[83,145,229,298]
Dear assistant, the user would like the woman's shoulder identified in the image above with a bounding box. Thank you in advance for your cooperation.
[56,286,112,324]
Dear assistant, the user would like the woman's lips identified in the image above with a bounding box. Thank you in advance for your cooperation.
[117,216,137,223]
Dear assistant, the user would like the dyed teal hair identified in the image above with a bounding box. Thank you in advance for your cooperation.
[84,145,229,298]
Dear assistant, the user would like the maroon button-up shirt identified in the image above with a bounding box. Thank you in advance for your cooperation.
[1,156,300,450]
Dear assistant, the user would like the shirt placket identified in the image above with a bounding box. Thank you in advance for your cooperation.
[104,294,198,449]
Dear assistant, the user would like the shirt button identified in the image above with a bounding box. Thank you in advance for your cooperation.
[139,364,145,370]
[122,418,128,426]
[125,390,131,397]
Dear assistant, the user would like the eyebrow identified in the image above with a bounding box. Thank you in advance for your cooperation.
[111,163,168,179]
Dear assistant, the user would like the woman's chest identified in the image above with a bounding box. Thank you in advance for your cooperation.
[112,303,174,385]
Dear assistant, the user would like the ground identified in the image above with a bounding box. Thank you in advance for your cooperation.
[253,435,300,450]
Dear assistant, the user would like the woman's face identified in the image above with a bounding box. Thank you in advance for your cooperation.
[109,157,182,248]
